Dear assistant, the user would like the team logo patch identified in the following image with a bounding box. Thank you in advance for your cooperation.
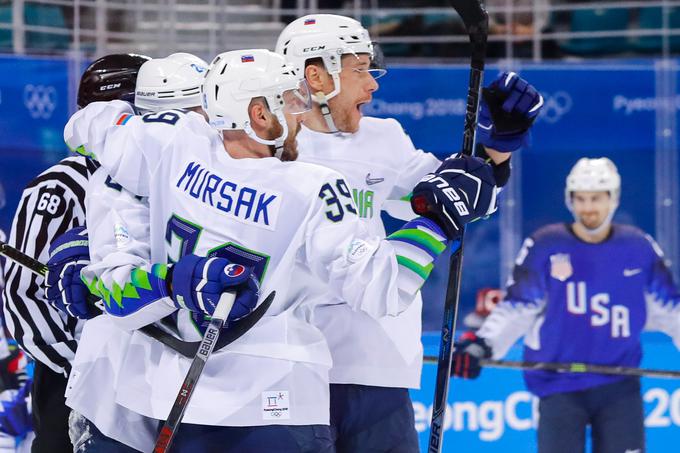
[304,18,316,25]
[224,263,246,277]
[550,253,573,281]
[347,239,372,263]
[114,223,130,248]
[241,55,254,63]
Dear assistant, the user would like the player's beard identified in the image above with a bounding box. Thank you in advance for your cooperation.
[578,212,605,230]
[266,120,300,161]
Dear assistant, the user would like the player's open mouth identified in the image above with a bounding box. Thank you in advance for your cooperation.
[356,99,371,113]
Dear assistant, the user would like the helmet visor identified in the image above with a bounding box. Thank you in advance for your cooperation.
[283,79,312,115]
[368,43,387,80]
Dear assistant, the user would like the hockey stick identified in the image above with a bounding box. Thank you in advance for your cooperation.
[153,291,235,453]
[410,2,488,452]
[0,241,48,276]
[0,239,273,357]
[422,356,680,379]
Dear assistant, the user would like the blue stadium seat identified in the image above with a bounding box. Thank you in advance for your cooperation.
[633,6,680,52]
[0,4,69,52]
[25,4,69,51]
[0,6,11,50]
[560,8,630,56]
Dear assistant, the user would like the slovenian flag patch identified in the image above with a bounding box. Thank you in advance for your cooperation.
[116,113,132,125]
[241,55,255,63]
[304,18,316,25]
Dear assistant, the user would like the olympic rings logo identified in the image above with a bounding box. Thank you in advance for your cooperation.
[23,84,57,119]
[538,91,572,124]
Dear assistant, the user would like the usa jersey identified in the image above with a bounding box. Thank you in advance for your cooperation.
[296,118,441,388]
[61,100,447,450]
[478,223,680,397]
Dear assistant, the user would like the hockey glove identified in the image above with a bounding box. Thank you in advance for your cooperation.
[169,254,259,321]
[0,379,33,438]
[45,226,98,320]
[477,71,544,152]
[0,345,28,392]
[451,331,492,379]
[411,155,498,240]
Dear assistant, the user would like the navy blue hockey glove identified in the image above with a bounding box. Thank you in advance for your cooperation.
[45,226,98,320]
[477,71,543,152]
[411,155,498,240]
[169,254,259,321]
[0,378,33,438]
[451,331,492,379]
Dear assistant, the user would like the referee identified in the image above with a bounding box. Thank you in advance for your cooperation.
[2,53,148,453]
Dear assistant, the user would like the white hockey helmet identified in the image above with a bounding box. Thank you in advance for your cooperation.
[275,14,385,102]
[134,52,208,111]
[201,49,311,154]
[565,157,621,230]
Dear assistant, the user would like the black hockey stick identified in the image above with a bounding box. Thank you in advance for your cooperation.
[0,239,273,357]
[154,291,235,453]
[0,241,48,276]
[422,356,680,379]
[410,2,488,452]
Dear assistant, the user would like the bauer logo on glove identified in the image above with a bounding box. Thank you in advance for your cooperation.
[411,155,499,240]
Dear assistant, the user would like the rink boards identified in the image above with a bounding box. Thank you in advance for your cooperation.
[413,332,680,452]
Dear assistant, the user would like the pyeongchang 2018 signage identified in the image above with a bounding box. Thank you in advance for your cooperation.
[370,62,660,157]
[411,333,680,452]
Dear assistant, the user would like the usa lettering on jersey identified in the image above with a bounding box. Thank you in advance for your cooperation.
[566,281,631,338]
[176,161,281,230]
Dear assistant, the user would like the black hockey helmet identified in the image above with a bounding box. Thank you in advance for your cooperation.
[77,53,151,108]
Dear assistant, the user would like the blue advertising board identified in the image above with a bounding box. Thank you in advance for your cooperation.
[413,332,680,452]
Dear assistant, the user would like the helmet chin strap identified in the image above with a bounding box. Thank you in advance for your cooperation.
[312,71,343,134]
[313,91,339,133]
[243,110,289,159]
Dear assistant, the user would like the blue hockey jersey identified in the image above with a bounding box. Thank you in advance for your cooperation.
[477,223,680,397]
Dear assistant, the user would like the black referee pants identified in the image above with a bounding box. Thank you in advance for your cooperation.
[31,361,72,453]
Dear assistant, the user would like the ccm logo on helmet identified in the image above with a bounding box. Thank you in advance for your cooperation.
[100,83,122,91]
[224,264,246,278]
[303,46,326,52]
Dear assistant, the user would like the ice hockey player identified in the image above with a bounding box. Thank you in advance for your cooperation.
[452,158,680,453]
[60,48,500,452]
[276,13,544,451]
[45,52,209,451]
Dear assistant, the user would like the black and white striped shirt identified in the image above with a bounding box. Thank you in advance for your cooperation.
[2,156,99,375]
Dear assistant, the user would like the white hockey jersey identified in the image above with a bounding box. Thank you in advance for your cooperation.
[295,118,441,388]
[62,101,447,450]
[64,165,162,451]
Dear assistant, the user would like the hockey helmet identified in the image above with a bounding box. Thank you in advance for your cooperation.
[201,49,311,155]
[275,14,385,102]
[77,53,150,108]
[134,53,208,112]
[565,157,621,230]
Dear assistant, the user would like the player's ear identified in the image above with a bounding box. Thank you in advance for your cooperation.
[304,61,331,93]
[248,97,270,130]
